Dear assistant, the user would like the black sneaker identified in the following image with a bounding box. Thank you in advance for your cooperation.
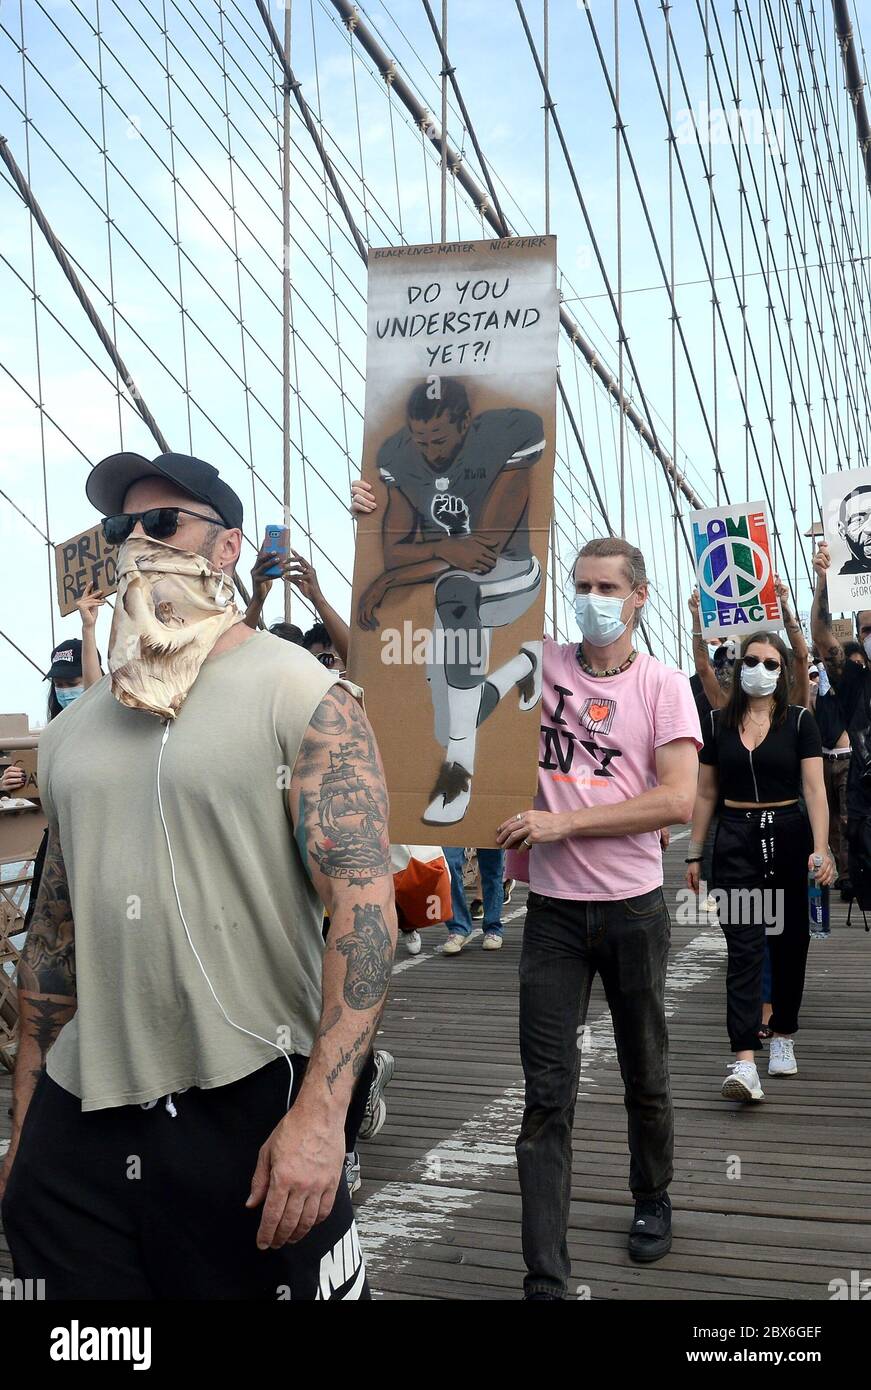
[470,898,484,921]
[628,1192,672,1262]
[503,878,515,906]
[523,1290,563,1300]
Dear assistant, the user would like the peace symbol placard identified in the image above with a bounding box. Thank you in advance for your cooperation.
[690,502,782,638]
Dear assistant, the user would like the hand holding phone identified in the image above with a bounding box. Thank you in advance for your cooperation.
[261,525,289,579]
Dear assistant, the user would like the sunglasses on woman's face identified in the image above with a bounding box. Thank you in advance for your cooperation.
[101,507,223,546]
[743,655,781,672]
[317,652,339,669]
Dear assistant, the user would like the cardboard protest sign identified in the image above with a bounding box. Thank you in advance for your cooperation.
[821,467,871,614]
[349,236,559,846]
[0,749,40,803]
[831,617,855,646]
[690,502,782,638]
[55,522,118,617]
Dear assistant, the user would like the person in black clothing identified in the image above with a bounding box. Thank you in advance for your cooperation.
[807,660,852,898]
[842,641,867,669]
[811,542,871,910]
[687,632,832,1102]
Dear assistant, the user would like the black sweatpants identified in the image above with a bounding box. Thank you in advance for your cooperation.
[1,1057,370,1300]
[712,804,813,1051]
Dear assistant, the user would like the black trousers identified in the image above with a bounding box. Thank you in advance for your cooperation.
[1,1057,370,1300]
[516,886,673,1299]
[712,805,813,1051]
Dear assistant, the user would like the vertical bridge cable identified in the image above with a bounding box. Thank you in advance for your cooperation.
[217,1,260,549]
[615,0,626,537]
[283,0,293,620]
[440,0,448,243]
[160,0,194,452]
[420,0,511,235]
[545,0,558,638]
[663,1,683,670]
[17,0,54,649]
[254,0,369,265]
[333,0,702,513]
[515,0,701,566]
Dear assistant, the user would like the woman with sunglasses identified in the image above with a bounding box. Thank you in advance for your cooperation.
[686,632,833,1101]
[688,575,810,713]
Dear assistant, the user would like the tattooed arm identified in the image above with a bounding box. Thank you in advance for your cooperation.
[0,826,77,1199]
[247,684,396,1249]
[811,542,846,684]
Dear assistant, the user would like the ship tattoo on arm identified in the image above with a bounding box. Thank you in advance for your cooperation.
[296,686,391,887]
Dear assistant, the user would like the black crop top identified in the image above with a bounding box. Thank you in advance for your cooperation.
[699,705,822,802]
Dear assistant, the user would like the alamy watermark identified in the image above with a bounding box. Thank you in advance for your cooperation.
[674,101,784,150]
[380,621,487,667]
[676,882,784,932]
[0,1277,45,1300]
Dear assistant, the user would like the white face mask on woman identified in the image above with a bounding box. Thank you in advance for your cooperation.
[739,661,779,698]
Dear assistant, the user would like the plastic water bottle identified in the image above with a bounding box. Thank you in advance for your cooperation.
[808,856,830,938]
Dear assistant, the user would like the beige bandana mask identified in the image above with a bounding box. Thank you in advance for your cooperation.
[108,535,241,720]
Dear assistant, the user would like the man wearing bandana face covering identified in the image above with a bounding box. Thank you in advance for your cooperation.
[1,451,396,1301]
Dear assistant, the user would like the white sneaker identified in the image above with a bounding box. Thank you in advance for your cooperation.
[482,932,503,951]
[721,1060,765,1102]
[423,761,472,825]
[768,1037,798,1076]
[517,642,543,712]
[404,930,422,955]
[442,933,466,955]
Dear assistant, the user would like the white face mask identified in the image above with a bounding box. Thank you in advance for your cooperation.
[55,685,83,709]
[740,661,779,698]
[574,592,635,646]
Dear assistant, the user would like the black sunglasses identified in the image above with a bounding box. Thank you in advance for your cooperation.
[317,652,339,669]
[809,670,820,680]
[101,507,225,546]
[743,655,781,672]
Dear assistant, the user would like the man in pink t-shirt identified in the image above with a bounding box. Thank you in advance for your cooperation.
[497,537,701,1298]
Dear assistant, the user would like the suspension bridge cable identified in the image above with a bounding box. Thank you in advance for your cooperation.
[332,0,704,513]
[515,0,700,558]
[0,136,171,453]
[631,1,813,585]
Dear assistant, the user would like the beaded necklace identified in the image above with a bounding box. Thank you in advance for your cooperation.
[576,646,638,678]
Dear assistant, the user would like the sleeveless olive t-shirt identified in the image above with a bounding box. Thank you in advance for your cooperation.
[38,631,336,1111]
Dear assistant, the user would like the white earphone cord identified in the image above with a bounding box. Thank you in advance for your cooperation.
[156,721,294,1110]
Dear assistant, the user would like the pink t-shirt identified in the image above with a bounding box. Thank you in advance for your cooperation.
[529,639,702,901]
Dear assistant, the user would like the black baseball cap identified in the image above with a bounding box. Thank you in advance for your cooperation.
[45,638,83,681]
[86,451,244,530]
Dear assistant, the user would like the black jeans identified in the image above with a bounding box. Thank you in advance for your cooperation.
[712,804,813,1050]
[516,886,673,1298]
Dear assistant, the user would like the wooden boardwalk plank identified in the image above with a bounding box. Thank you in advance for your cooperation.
[354,843,871,1299]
